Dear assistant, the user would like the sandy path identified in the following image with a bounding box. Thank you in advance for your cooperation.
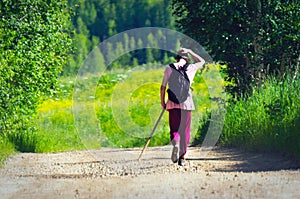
[0,146,300,199]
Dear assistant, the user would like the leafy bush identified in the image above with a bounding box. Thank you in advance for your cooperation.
[0,0,72,152]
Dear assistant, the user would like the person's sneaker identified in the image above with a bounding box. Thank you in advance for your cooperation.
[178,158,186,166]
[171,145,179,163]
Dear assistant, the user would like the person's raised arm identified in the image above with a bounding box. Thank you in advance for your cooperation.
[179,48,205,68]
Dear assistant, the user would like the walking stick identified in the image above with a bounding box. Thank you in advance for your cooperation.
[138,108,165,161]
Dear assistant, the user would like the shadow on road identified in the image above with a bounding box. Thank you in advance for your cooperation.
[186,147,300,172]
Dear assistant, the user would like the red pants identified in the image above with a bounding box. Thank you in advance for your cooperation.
[168,109,191,159]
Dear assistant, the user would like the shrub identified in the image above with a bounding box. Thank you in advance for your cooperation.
[0,0,72,152]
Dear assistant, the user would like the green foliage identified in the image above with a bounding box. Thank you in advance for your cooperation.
[31,65,213,150]
[6,126,37,152]
[96,69,170,148]
[94,65,215,148]
[35,99,85,152]
[64,0,176,76]
[0,138,15,166]
[172,0,300,94]
[222,75,300,156]
[69,0,174,40]
[191,63,229,145]
[0,0,72,152]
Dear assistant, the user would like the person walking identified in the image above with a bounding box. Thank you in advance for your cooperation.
[160,48,206,166]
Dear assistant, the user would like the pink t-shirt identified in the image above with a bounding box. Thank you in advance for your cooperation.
[162,63,203,110]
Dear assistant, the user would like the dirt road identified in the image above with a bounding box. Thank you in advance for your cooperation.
[0,146,300,199]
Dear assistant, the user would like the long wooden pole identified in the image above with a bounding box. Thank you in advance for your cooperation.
[137,108,165,161]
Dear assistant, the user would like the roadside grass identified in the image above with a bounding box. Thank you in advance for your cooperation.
[4,63,299,162]
[3,64,299,163]
[34,99,85,152]
[0,139,15,166]
[221,75,300,157]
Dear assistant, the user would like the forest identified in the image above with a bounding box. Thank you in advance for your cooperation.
[65,0,175,75]
[0,0,299,164]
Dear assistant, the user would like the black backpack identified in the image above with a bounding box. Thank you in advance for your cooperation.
[167,63,190,104]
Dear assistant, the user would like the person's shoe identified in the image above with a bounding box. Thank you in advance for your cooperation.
[171,145,179,163]
[178,158,186,166]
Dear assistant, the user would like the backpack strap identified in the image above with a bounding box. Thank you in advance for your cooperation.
[182,63,189,71]
[169,64,190,83]
[169,63,176,70]
[169,63,189,71]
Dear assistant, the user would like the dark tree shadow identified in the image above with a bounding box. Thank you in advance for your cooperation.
[186,147,300,172]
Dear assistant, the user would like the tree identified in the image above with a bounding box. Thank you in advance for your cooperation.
[81,46,105,74]
[172,0,299,94]
[64,0,177,73]
[0,0,72,151]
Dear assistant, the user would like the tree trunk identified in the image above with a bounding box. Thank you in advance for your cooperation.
[292,54,300,83]
[253,0,265,86]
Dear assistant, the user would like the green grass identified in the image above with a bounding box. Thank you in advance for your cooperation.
[221,75,300,157]
[96,69,168,147]
[31,66,215,151]
[0,63,225,164]
[6,64,300,163]
[34,99,85,152]
[30,68,300,158]
[0,138,15,166]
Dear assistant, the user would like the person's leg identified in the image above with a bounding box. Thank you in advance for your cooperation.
[168,109,181,146]
[178,110,192,159]
[169,109,181,163]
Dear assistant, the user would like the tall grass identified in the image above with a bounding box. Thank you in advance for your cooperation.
[0,138,15,166]
[35,99,85,152]
[222,75,300,156]
[96,69,170,148]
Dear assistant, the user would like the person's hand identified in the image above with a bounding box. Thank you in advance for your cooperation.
[161,101,166,109]
[178,48,190,54]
